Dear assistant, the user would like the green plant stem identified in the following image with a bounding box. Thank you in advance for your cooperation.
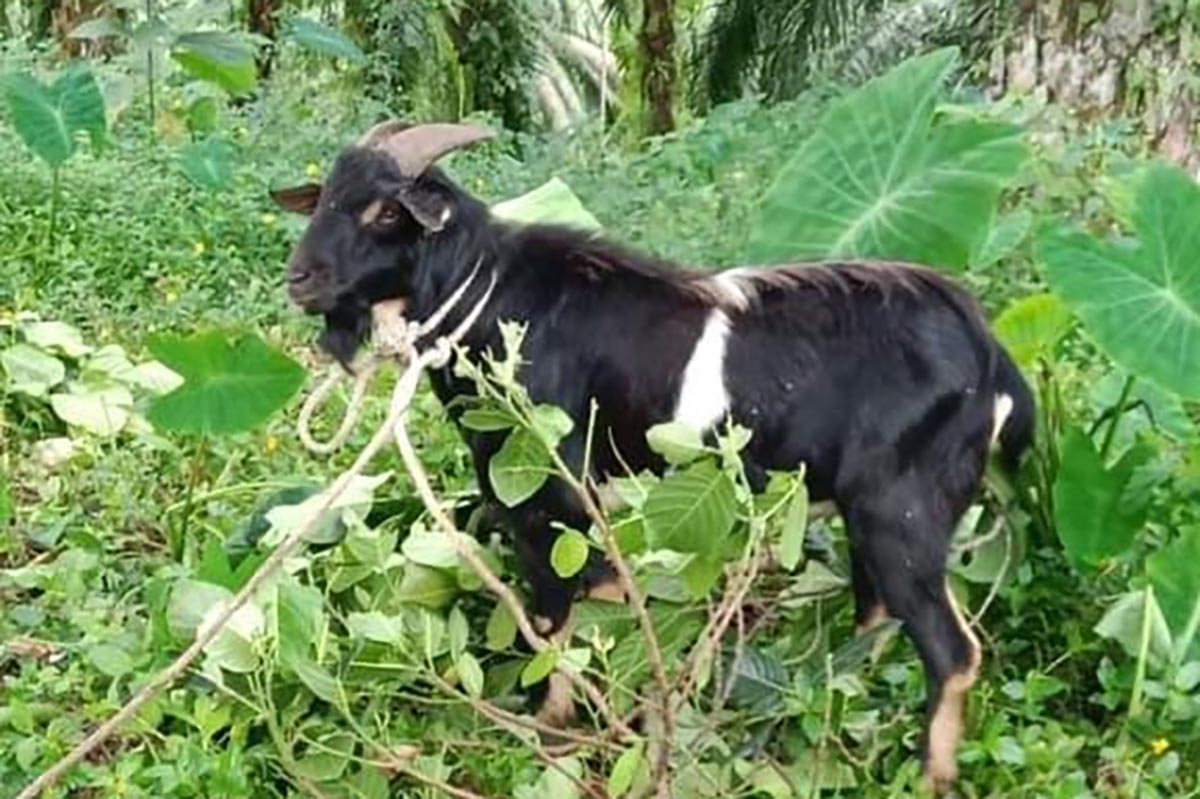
[1129,585,1154,717]
[1099,374,1135,462]
[173,436,208,560]
[145,0,156,136]
[47,166,60,246]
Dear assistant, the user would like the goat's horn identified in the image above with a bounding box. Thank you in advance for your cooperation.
[367,122,494,177]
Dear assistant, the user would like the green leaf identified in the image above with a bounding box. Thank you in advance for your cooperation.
[346,611,404,645]
[971,209,1032,268]
[3,65,107,167]
[491,177,602,232]
[521,649,558,687]
[459,407,517,431]
[2,344,65,398]
[1147,527,1200,662]
[607,742,645,798]
[167,579,232,637]
[1095,588,1173,668]
[70,17,130,39]
[749,48,1026,270]
[1039,163,1200,398]
[489,428,552,507]
[530,404,574,446]
[178,140,236,191]
[284,17,365,63]
[87,643,134,677]
[394,563,458,609]
[1053,428,1150,571]
[49,385,133,436]
[643,460,737,554]
[551,528,590,579]
[402,530,460,569]
[23,321,92,357]
[993,293,1073,370]
[778,477,808,572]
[724,645,788,713]
[276,579,324,667]
[292,733,354,781]
[293,659,341,703]
[146,330,306,435]
[485,602,518,651]
[448,606,469,661]
[457,652,485,698]
[646,422,707,466]
[172,32,258,96]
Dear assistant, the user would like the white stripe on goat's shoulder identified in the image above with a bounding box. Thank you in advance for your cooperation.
[673,309,733,431]
[991,393,1014,446]
[708,268,754,311]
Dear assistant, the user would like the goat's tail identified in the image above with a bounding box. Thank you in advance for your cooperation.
[991,348,1036,474]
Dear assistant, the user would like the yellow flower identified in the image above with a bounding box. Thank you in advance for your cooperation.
[165,290,178,304]
[1150,738,1170,756]
[261,212,277,226]
[192,241,206,255]
[264,434,279,454]
[305,162,322,179]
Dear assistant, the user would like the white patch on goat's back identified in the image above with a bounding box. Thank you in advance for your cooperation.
[674,310,732,431]
[709,268,754,311]
[991,393,1014,446]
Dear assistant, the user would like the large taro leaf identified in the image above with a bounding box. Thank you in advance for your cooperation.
[748,47,1027,270]
[1039,164,1200,399]
[643,460,737,554]
[3,64,107,167]
[146,330,305,435]
[284,17,365,63]
[1147,527,1200,664]
[491,178,602,232]
[1053,427,1152,572]
[172,32,258,96]
[178,139,236,191]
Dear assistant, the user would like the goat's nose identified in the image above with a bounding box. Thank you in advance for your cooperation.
[288,266,313,286]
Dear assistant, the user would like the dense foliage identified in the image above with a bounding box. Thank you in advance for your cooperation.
[3,6,1200,799]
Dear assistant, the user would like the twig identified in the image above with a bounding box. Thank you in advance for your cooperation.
[13,273,489,799]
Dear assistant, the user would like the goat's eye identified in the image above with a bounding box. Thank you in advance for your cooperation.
[377,204,401,226]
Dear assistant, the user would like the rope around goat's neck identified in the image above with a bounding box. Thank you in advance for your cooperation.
[296,260,493,455]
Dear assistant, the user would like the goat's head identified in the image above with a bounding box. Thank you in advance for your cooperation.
[271,121,493,364]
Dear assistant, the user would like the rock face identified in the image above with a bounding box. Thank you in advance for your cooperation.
[987,0,1197,172]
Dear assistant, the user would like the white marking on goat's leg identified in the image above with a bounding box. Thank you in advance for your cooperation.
[925,581,982,793]
[855,603,890,636]
[673,309,732,431]
[535,612,578,730]
[991,392,1014,446]
[585,572,626,603]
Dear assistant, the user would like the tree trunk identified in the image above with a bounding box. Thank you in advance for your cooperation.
[247,0,280,78]
[639,0,676,135]
[989,0,1197,173]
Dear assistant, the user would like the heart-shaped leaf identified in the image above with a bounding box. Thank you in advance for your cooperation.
[1053,427,1151,571]
[1,344,65,398]
[50,384,133,436]
[284,17,365,63]
[3,64,107,168]
[172,32,258,96]
[1147,527,1200,664]
[146,330,305,435]
[993,293,1073,370]
[178,140,236,191]
[491,177,603,232]
[1039,163,1200,398]
[749,47,1026,270]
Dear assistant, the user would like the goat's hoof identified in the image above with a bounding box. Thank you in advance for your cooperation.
[923,759,959,797]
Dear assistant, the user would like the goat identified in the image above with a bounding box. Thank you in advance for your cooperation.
[272,121,1035,792]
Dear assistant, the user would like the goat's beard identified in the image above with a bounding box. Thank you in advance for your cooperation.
[318,302,372,370]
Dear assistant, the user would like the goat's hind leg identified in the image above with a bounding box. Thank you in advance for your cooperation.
[845,492,980,793]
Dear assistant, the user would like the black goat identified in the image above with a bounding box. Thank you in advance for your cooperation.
[273,121,1035,792]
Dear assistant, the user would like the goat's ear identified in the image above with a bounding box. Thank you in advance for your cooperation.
[271,183,323,215]
[397,185,453,233]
